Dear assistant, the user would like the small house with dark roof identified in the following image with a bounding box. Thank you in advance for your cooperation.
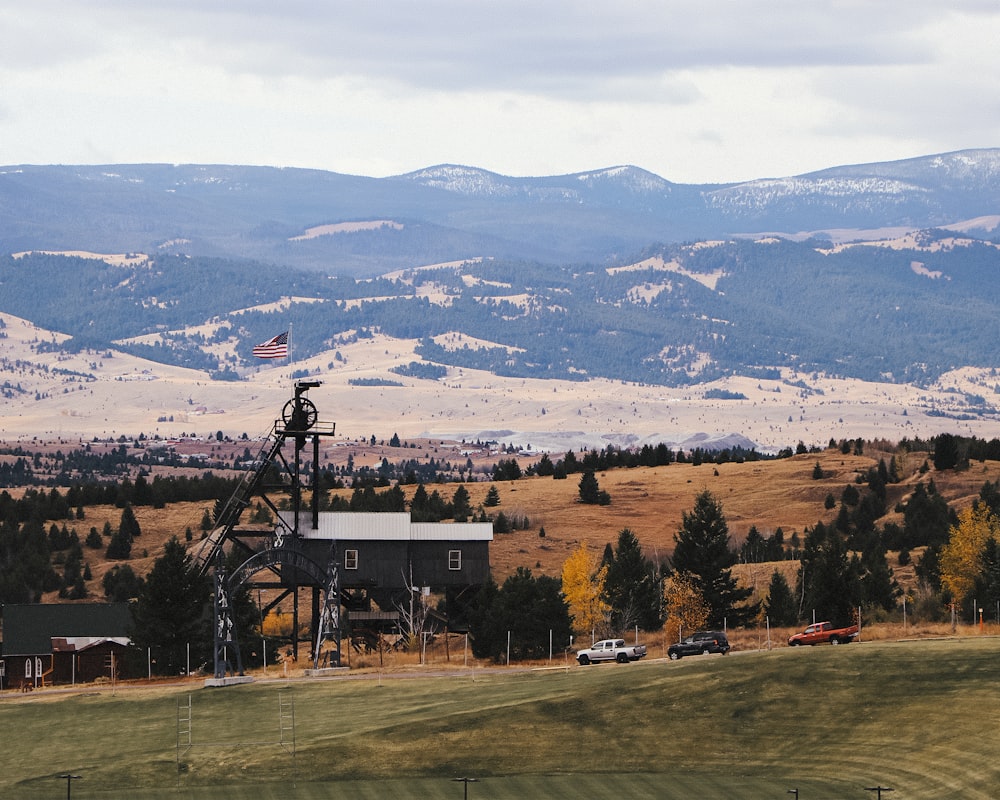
[1,603,132,688]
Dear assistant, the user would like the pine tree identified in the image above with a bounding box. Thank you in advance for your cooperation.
[578,470,610,505]
[856,529,900,612]
[130,537,211,675]
[105,525,132,560]
[534,453,555,476]
[484,485,501,507]
[933,432,960,471]
[103,564,144,601]
[467,576,501,659]
[578,470,599,503]
[409,483,433,520]
[672,491,755,628]
[68,575,87,600]
[562,450,579,474]
[603,528,663,631]
[119,504,141,538]
[972,537,1000,614]
[451,485,472,522]
[903,481,953,548]
[739,526,767,563]
[916,543,942,592]
[85,526,103,549]
[468,568,571,662]
[764,570,798,626]
[796,521,859,625]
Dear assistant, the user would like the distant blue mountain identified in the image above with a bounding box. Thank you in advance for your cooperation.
[4,150,1000,389]
[5,229,1000,390]
[3,149,999,276]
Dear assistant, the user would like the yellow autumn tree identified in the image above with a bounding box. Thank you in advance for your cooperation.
[261,607,293,638]
[940,503,999,604]
[560,542,609,636]
[663,572,709,644]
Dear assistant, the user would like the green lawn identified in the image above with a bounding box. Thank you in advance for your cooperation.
[3,637,998,799]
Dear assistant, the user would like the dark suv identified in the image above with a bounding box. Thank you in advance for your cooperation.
[667,630,730,660]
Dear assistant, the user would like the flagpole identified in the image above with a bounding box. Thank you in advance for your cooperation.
[288,322,293,365]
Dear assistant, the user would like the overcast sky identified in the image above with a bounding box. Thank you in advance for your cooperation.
[3,1,999,183]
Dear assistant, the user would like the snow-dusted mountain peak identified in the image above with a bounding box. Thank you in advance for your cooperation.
[573,165,673,193]
[395,164,518,197]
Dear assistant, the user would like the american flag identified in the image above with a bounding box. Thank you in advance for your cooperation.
[252,331,289,359]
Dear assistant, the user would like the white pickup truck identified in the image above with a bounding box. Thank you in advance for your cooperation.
[576,638,648,665]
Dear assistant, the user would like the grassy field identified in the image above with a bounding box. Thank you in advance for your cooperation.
[2,636,999,799]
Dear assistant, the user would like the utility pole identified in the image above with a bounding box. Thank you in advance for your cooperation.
[58,774,81,800]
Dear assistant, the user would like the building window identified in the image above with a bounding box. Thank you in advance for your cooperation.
[25,658,32,679]
[345,549,359,570]
[448,550,462,570]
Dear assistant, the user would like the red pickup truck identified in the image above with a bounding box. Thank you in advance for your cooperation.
[787,621,859,646]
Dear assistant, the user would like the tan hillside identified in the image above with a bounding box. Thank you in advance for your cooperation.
[46,445,1000,605]
[376,447,999,580]
[4,308,1000,456]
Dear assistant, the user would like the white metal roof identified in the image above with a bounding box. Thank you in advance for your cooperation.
[277,512,493,542]
[409,522,494,541]
[51,636,131,652]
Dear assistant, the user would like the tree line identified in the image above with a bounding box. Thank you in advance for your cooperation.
[6,432,1000,670]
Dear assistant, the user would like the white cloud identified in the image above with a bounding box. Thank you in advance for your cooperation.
[2,1,999,182]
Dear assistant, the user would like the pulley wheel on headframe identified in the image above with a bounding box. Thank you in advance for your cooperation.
[282,397,318,431]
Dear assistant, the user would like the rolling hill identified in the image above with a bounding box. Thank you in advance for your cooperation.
[3,149,1000,275]
[1,637,997,799]
[4,149,1000,449]
[22,441,999,596]
[6,230,1000,390]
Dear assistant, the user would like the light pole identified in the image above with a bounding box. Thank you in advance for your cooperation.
[787,789,798,799]
[452,776,478,800]
[58,774,81,800]
[865,786,894,799]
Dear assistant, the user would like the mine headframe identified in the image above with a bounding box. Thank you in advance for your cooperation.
[192,381,342,676]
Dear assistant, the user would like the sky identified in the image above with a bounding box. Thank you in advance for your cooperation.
[2,1,1000,184]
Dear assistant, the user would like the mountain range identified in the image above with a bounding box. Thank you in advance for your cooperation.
[2,149,1000,404]
[3,149,1000,276]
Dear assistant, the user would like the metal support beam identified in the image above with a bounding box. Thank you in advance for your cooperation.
[212,555,244,679]
[313,539,342,667]
[206,381,338,674]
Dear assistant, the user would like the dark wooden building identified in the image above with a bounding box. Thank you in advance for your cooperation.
[280,511,493,592]
[1,603,132,688]
[50,636,131,684]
